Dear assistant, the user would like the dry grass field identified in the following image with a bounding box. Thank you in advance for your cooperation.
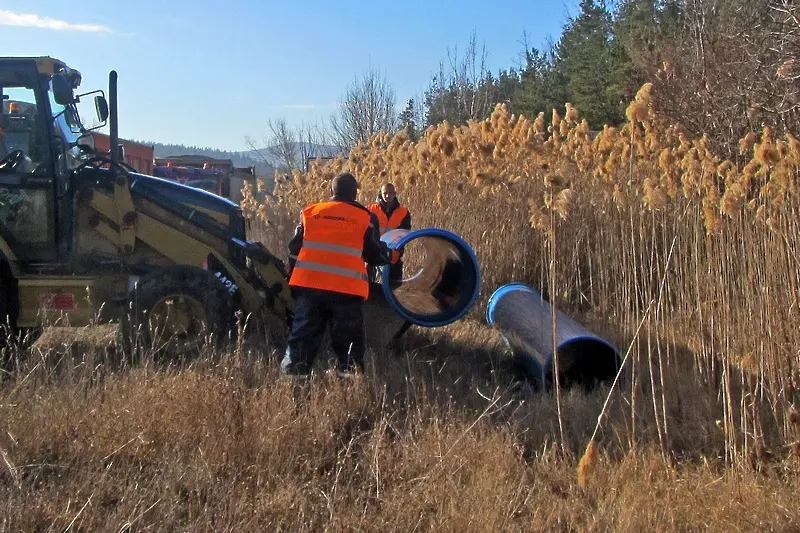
[3,85,800,531]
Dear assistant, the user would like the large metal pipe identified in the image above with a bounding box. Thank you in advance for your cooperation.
[486,283,621,389]
[379,228,481,328]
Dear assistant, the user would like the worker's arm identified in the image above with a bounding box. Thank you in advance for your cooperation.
[287,221,304,272]
[362,212,398,266]
[399,210,411,230]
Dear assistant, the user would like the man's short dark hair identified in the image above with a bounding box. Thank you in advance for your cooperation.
[332,173,358,201]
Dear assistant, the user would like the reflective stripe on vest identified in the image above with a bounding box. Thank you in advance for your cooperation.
[368,203,409,235]
[289,201,371,298]
[300,240,363,258]
[293,260,368,281]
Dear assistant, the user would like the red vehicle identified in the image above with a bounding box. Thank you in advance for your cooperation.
[151,156,255,203]
[89,133,153,174]
[152,158,229,198]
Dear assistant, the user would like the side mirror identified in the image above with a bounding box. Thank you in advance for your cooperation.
[115,144,125,162]
[94,95,109,123]
[52,74,73,106]
[77,134,96,152]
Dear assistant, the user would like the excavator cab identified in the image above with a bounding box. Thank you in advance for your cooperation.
[0,58,109,329]
[0,69,54,264]
[0,58,107,266]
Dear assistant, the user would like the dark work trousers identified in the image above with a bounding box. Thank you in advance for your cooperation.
[281,288,366,375]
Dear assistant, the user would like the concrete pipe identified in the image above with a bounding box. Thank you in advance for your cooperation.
[486,282,621,389]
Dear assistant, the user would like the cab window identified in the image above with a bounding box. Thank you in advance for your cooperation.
[0,69,55,261]
[1,87,47,174]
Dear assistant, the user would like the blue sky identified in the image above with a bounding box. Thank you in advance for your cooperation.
[2,1,580,151]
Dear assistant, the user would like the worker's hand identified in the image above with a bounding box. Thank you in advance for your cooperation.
[390,250,401,265]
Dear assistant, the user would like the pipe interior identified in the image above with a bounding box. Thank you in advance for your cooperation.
[547,338,621,390]
[383,234,479,325]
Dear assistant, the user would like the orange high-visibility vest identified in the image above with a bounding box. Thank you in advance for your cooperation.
[289,201,371,298]
[368,203,409,235]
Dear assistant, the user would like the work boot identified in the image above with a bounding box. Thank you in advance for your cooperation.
[326,368,363,381]
[279,372,312,403]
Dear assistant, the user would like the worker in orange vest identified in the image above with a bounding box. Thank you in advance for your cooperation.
[367,183,411,285]
[281,172,401,377]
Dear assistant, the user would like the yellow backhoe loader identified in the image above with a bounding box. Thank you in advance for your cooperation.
[0,56,299,353]
[0,57,480,360]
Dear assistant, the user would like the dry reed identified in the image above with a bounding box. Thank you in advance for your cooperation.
[1,83,799,530]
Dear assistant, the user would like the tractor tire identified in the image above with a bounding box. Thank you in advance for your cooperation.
[122,266,234,363]
[0,262,19,374]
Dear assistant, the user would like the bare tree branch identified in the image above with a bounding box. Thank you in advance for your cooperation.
[265,118,299,170]
[330,66,397,150]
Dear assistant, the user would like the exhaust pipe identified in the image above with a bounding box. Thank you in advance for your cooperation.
[486,283,621,389]
[108,70,119,167]
[363,228,481,347]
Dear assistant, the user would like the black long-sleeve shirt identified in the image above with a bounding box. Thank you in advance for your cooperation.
[287,196,395,272]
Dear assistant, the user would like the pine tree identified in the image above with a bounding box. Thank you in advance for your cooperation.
[556,0,621,127]
[398,99,420,141]
[513,46,568,121]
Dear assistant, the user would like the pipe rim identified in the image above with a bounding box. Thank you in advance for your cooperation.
[380,228,481,327]
[486,282,540,325]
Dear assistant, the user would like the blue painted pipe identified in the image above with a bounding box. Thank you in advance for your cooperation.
[487,283,621,389]
[378,228,481,327]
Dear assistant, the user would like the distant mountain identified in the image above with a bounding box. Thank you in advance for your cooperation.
[245,142,343,169]
[142,140,345,176]
[142,141,276,177]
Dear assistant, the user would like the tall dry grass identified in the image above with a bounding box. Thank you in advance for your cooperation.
[1,328,799,531]
[2,83,800,530]
[243,82,800,467]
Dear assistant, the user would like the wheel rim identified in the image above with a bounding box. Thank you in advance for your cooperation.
[147,293,207,348]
